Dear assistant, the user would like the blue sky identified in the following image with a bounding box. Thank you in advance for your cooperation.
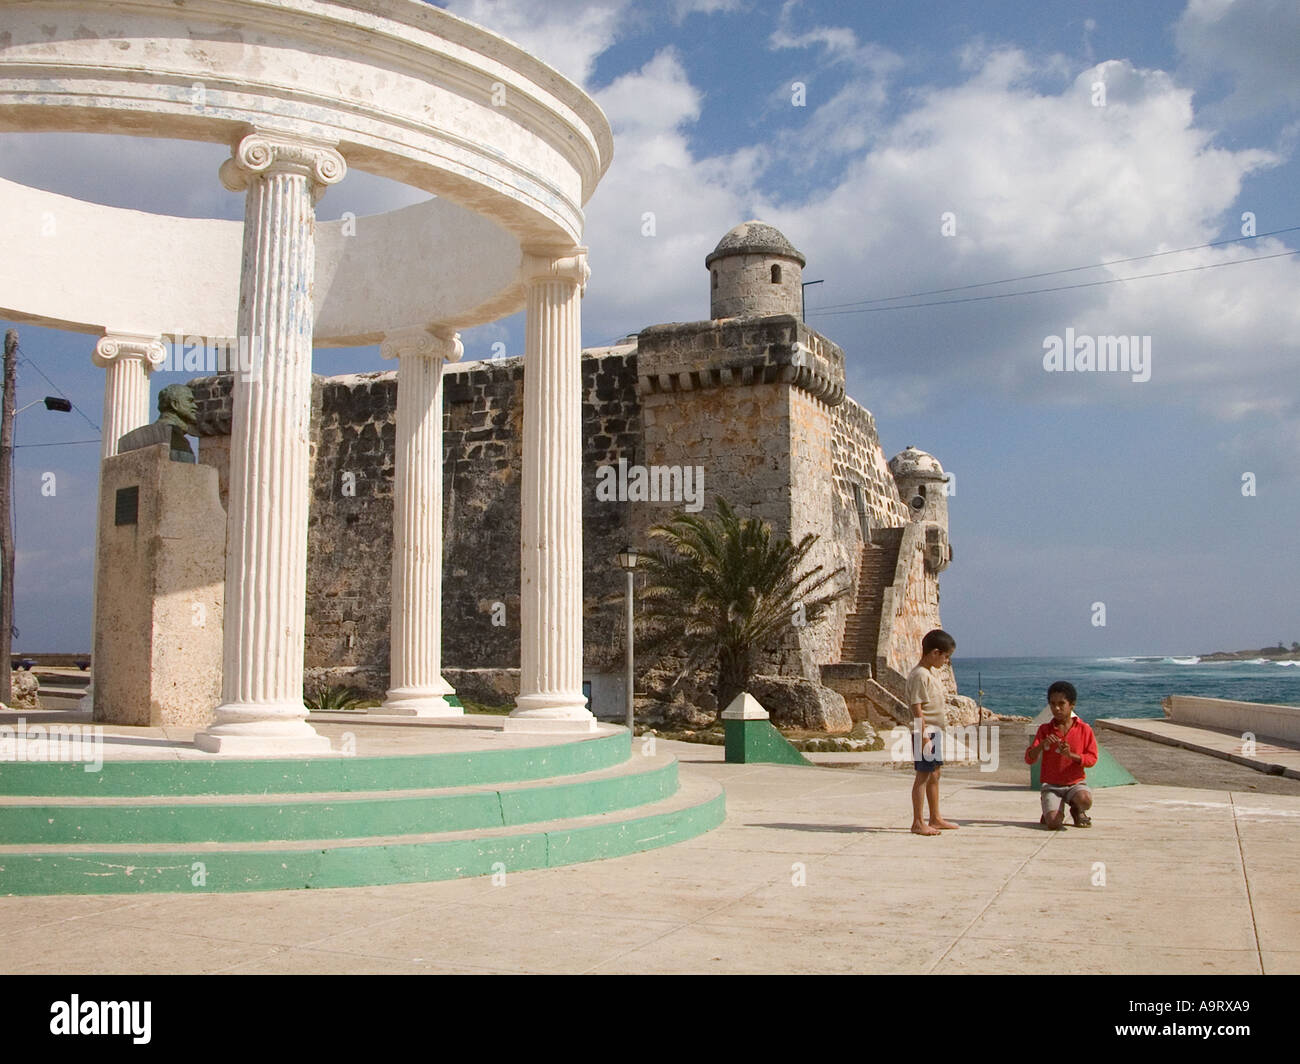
[1,0,1297,657]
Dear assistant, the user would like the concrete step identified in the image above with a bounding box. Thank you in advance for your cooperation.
[0,728,629,797]
[0,753,681,845]
[0,774,726,895]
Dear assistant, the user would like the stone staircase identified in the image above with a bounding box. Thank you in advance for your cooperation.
[839,527,903,666]
[0,729,725,895]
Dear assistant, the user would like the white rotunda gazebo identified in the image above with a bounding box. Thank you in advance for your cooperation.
[0,0,613,750]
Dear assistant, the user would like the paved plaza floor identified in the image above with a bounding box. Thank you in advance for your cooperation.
[2,727,1296,975]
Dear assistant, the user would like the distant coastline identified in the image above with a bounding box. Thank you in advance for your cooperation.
[1198,645,1300,662]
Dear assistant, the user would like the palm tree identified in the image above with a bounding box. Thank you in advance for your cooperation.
[637,497,847,716]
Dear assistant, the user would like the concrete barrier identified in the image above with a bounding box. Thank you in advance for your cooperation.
[1163,694,1300,745]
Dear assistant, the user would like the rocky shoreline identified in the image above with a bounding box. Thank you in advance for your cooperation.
[1198,646,1299,662]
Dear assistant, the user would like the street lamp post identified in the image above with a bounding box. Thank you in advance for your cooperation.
[1,328,73,706]
[16,397,73,416]
[615,546,640,734]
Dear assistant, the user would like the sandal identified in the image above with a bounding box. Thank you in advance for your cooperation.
[1071,811,1092,828]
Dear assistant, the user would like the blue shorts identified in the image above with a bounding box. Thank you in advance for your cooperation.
[913,728,944,773]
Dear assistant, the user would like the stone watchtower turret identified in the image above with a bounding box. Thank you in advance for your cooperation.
[636,220,847,703]
[706,220,806,319]
[889,446,951,573]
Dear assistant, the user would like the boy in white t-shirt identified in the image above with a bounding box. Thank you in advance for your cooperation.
[906,629,958,836]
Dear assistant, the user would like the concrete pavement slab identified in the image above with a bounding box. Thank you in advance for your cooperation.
[101,889,441,948]
[217,947,517,975]
[934,938,1262,975]
[0,894,155,939]
[585,924,956,975]
[963,888,1260,951]
[1,919,283,974]
[298,905,687,974]
[1261,952,1300,975]
[1097,718,1300,780]
[2,734,1295,974]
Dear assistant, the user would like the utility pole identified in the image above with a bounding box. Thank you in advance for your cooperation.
[1,329,16,706]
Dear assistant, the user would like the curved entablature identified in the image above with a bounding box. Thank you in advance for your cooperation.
[0,0,613,337]
[0,177,528,343]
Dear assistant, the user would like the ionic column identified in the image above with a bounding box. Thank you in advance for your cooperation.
[194,131,344,756]
[92,333,166,457]
[84,333,166,709]
[380,326,462,716]
[505,248,596,732]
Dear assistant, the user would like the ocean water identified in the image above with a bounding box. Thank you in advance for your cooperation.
[950,656,1300,722]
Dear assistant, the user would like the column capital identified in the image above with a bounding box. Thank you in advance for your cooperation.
[520,246,590,294]
[380,327,463,364]
[92,332,167,370]
[219,131,347,201]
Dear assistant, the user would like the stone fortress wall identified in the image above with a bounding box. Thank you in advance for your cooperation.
[189,222,959,727]
[191,349,645,704]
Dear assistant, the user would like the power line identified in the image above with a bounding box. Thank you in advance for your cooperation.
[813,225,1300,311]
[14,440,101,449]
[13,345,102,434]
[807,249,1298,317]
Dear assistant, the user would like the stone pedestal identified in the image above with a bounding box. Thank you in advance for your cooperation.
[94,443,224,727]
[195,131,343,756]
[506,248,596,734]
[380,327,462,717]
[83,333,167,710]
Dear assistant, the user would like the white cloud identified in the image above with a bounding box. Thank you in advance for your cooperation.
[764,8,903,169]
[595,48,700,132]
[768,53,1296,427]
[670,0,744,22]
[573,40,1299,460]
[4,4,1295,464]
[580,49,756,337]
[440,0,635,85]
[1175,0,1300,119]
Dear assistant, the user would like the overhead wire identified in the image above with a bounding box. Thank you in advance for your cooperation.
[808,249,1298,317]
[810,225,1300,311]
[13,343,102,435]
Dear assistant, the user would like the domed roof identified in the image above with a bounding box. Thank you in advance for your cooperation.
[705,220,806,267]
[889,446,945,478]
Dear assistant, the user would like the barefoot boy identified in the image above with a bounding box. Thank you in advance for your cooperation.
[1024,681,1098,829]
[907,629,959,836]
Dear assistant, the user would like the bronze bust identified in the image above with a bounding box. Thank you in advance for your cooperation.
[116,383,199,462]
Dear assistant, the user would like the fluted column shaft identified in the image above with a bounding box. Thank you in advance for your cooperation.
[85,334,165,709]
[195,132,344,755]
[507,248,595,732]
[381,327,462,716]
[94,335,165,458]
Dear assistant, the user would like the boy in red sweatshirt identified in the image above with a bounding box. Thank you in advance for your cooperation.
[1024,681,1098,829]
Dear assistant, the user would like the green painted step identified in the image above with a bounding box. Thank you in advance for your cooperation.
[0,757,679,844]
[0,730,628,797]
[0,778,726,895]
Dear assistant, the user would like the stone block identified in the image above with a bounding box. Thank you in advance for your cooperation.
[746,675,852,733]
[94,444,225,728]
[7,670,40,710]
